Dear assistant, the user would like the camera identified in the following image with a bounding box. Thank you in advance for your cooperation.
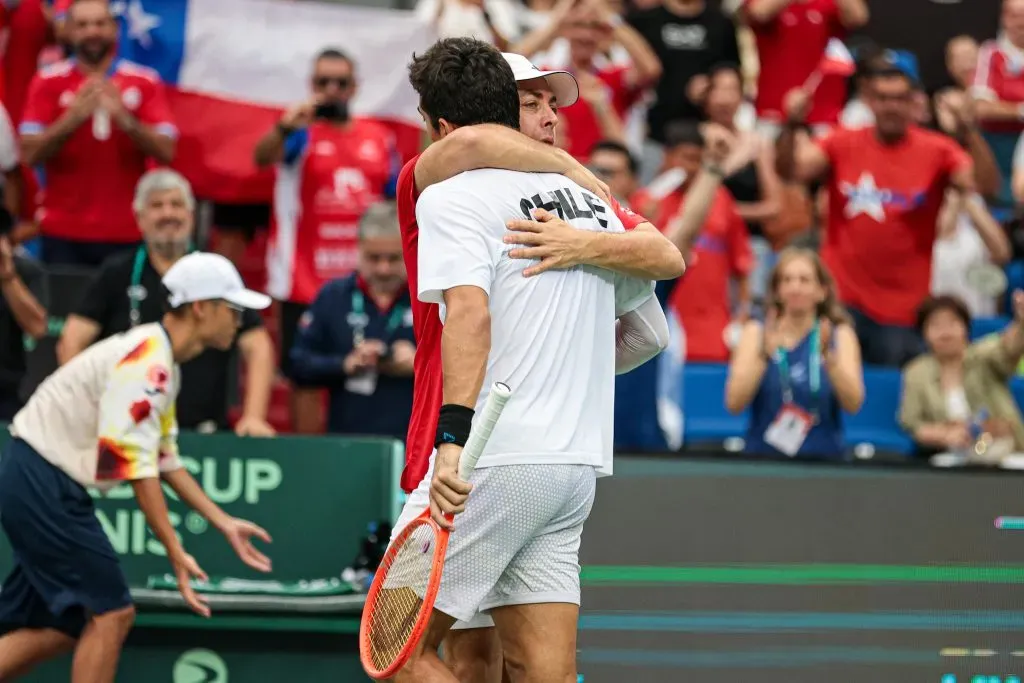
[314,101,349,122]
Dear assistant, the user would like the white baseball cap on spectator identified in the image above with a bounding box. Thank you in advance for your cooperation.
[502,53,579,108]
[163,252,272,310]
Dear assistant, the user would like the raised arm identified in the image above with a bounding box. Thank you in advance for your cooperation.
[776,90,830,183]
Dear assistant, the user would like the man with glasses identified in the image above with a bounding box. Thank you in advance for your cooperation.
[588,140,641,206]
[254,48,399,433]
[778,60,982,367]
[0,252,273,683]
[58,170,277,436]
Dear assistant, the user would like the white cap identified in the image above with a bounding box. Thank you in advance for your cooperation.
[162,252,272,311]
[502,53,579,108]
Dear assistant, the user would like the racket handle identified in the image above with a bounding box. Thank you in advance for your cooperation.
[458,382,512,480]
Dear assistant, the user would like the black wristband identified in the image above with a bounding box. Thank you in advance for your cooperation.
[276,121,296,137]
[435,404,475,448]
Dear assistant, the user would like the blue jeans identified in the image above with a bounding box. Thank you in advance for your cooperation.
[848,307,924,367]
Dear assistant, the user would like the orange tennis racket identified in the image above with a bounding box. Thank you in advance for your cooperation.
[359,382,513,680]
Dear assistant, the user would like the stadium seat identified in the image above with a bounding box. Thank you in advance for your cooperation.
[1011,377,1024,413]
[681,364,747,446]
[1004,260,1024,312]
[971,316,1009,341]
[844,366,914,456]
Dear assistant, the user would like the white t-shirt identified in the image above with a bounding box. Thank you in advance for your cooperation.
[416,169,653,472]
[11,323,183,491]
[932,199,996,318]
[415,0,522,44]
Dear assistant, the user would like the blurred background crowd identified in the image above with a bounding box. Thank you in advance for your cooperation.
[0,0,1022,467]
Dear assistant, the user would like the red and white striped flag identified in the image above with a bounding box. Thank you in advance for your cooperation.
[818,38,856,77]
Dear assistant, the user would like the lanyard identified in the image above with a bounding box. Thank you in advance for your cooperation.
[128,245,147,328]
[351,288,405,346]
[775,320,821,422]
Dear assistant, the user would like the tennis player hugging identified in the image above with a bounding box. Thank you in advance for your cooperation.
[359,37,682,683]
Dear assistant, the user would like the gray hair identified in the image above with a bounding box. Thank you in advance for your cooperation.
[133,169,195,214]
[358,201,400,241]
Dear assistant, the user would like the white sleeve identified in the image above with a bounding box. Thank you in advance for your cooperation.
[416,185,499,305]
[613,273,656,317]
[614,295,670,375]
[0,105,18,172]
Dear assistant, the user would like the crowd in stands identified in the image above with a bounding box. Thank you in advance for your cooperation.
[2,0,1024,467]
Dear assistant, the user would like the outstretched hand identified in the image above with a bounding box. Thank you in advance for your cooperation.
[222,517,273,573]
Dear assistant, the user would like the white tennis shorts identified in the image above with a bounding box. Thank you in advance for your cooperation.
[390,459,596,627]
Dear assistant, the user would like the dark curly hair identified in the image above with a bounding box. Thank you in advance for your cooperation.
[408,37,519,132]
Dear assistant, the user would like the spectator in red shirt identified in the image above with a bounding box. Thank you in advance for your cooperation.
[635,121,754,362]
[519,0,661,160]
[19,0,176,267]
[778,64,979,367]
[588,139,640,207]
[741,0,868,136]
[1,0,54,126]
[253,48,399,434]
[973,0,1024,206]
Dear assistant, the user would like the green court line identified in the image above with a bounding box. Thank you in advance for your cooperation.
[581,564,1024,585]
[136,613,360,633]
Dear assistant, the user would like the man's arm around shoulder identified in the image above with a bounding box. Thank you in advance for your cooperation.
[413,125,611,201]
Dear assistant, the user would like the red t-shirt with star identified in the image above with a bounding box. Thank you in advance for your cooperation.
[396,155,648,492]
[816,126,971,326]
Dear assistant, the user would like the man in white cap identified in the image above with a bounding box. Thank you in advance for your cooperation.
[397,50,680,683]
[0,253,274,683]
[415,52,675,281]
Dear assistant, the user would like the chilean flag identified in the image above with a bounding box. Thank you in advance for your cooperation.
[818,38,856,78]
[99,0,434,203]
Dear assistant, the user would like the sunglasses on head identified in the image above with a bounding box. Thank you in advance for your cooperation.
[314,76,352,89]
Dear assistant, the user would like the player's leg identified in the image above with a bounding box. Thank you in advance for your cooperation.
[490,604,578,683]
[0,443,79,678]
[483,465,597,683]
[393,609,458,683]
[0,626,75,679]
[396,465,548,683]
[443,616,504,683]
[70,605,136,683]
[0,566,76,680]
[0,440,135,683]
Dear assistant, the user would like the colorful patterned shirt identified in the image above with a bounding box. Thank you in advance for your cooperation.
[11,323,183,490]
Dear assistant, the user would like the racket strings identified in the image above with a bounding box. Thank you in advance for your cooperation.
[367,524,436,671]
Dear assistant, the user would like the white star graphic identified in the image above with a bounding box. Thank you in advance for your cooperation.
[123,0,161,50]
[840,172,888,222]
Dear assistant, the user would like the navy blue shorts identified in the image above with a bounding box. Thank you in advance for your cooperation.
[0,439,132,637]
